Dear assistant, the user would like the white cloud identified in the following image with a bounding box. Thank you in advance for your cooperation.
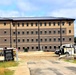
[49,8,76,18]
[17,0,38,12]
[0,10,24,17]
[0,0,13,5]
[65,0,76,7]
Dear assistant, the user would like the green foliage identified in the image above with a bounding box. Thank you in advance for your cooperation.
[74,37,76,43]
[4,69,14,75]
[65,59,76,63]
[0,61,18,68]
[0,68,14,75]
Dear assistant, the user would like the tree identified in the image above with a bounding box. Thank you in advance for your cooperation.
[74,37,76,43]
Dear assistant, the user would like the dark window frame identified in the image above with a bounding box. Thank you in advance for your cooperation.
[18,39,20,42]
[49,22,51,26]
[4,23,6,26]
[44,22,46,26]
[31,23,33,26]
[18,23,20,27]
[45,46,47,49]
[22,31,24,35]
[54,38,56,41]
[27,39,29,42]
[53,31,56,34]
[22,23,24,27]
[53,22,55,26]
[69,30,71,33]
[62,22,65,26]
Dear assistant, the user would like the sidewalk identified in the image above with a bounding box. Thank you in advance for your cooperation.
[14,61,30,75]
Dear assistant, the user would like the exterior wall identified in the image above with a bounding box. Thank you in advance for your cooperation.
[0,20,74,51]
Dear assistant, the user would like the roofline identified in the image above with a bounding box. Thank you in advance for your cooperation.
[0,17,75,21]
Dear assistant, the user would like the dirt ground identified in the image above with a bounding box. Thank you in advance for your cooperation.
[18,51,58,61]
[14,51,58,75]
[3,51,76,75]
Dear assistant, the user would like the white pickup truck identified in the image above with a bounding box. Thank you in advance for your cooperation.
[55,44,75,55]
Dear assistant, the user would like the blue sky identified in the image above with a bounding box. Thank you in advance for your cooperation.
[0,0,76,36]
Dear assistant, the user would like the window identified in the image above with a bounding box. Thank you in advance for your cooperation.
[4,39,7,42]
[22,39,25,42]
[69,22,71,26]
[63,38,65,41]
[58,38,60,41]
[18,32,20,35]
[31,23,33,26]
[22,23,24,27]
[31,31,33,34]
[49,31,51,34]
[35,23,37,26]
[36,39,38,42]
[45,31,47,34]
[58,22,60,26]
[54,38,56,41]
[31,39,34,42]
[27,47,29,49]
[69,30,71,33]
[40,39,42,42]
[4,23,6,26]
[49,38,51,41]
[53,31,56,34]
[54,46,56,49]
[58,31,60,34]
[53,22,55,26]
[49,22,51,26]
[22,31,24,35]
[13,23,15,27]
[49,46,52,49]
[58,46,60,48]
[18,23,20,27]
[23,47,25,49]
[45,46,47,49]
[4,31,6,34]
[69,38,71,41]
[45,39,47,42]
[44,23,46,26]
[5,47,7,49]
[18,39,20,42]
[27,39,29,42]
[36,46,38,49]
[62,22,65,26]
[40,23,42,26]
[36,31,38,34]
[13,39,16,42]
[26,23,29,26]
[32,47,34,49]
[27,31,29,34]
[18,47,20,50]
[13,32,15,35]
[40,31,42,34]
[62,30,65,34]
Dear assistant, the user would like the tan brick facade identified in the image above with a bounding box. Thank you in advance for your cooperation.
[0,17,75,51]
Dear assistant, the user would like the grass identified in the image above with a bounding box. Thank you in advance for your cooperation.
[0,68,14,75]
[0,61,18,75]
[0,61,18,68]
[65,59,76,63]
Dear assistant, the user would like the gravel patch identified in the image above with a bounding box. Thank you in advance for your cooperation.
[49,60,60,64]
[66,67,76,74]
[47,68,63,75]
[27,62,36,64]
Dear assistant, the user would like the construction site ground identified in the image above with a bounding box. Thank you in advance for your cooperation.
[0,51,76,75]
